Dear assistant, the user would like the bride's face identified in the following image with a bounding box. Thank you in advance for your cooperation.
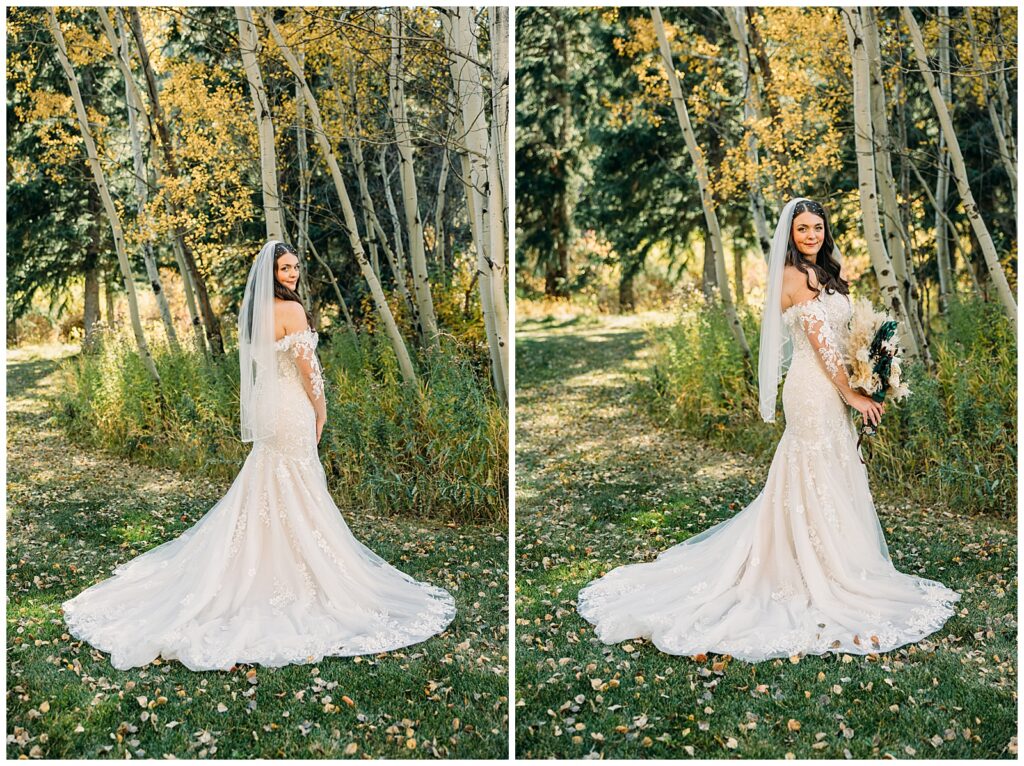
[276,252,300,291]
[792,212,825,259]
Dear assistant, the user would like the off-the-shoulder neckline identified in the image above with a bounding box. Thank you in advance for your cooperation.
[274,328,318,347]
[781,291,849,318]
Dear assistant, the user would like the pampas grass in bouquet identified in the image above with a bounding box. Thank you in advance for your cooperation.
[846,297,911,449]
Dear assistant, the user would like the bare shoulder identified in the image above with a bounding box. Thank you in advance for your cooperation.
[274,299,308,333]
[782,266,819,309]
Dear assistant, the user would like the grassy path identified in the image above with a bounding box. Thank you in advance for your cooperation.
[7,346,507,760]
[514,311,1016,759]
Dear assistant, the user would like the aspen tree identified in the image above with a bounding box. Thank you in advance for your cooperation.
[260,9,418,384]
[47,9,161,386]
[651,7,751,362]
[902,7,1017,330]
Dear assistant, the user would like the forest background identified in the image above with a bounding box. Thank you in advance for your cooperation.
[516,5,1016,516]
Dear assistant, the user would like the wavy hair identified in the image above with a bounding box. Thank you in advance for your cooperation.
[272,242,314,327]
[786,199,849,297]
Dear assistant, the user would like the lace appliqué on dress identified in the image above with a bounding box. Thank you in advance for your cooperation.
[277,329,325,403]
[789,298,844,381]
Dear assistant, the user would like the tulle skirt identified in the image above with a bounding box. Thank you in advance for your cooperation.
[63,444,456,671]
[577,372,959,661]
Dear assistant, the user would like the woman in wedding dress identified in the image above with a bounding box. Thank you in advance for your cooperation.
[63,241,456,671]
[576,199,959,662]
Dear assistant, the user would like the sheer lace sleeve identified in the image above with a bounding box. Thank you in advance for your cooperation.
[792,300,852,405]
[280,330,326,421]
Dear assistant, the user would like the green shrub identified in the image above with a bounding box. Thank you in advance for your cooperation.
[639,291,1016,517]
[54,328,507,525]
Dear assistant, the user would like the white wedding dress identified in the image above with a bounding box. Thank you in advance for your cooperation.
[63,329,456,671]
[577,289,959,661]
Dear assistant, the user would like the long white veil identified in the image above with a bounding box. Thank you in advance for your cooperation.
[758,198,806,423]
[758,199,843,423]
[238,241,281,442]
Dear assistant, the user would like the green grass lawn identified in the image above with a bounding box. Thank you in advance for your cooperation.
[7,346,508,759]
[514,311,1016,759]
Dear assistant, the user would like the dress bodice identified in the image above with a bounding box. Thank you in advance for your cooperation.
[265,329,323,460]
[779,289,855,452]
[782,289,852,364]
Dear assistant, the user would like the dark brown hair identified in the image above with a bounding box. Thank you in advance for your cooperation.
[786,200,849,297]
[273,242,314,327]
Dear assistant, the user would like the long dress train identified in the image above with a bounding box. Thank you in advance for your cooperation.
[576,290,959,661]
[63,329,456,671]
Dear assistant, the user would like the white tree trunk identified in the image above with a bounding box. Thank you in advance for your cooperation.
[344,122,417,322]
[863,8,929,363]
[236,7,285,241]
[340,69,380,277]
[434,144,450,278]
[127,8,223,355]
[725,7,772,257]
[651,7,751,361]
[902,7,1017,330]
[379,148,410,281]
[99,7,180,351]
[934,7,954,311]
[441,8,508,403]
[843,8,920,359]
[489,6,509,223]
[260,9,418,384]
[296,69,309,264]
[48,9,161,386]
[992,9,1017,163]
[389,9,439,347]
[104,8,205,352]
[965,8,1016,207]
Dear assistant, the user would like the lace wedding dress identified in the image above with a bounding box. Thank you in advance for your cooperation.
[577,289,959,661]
[63,329,456,671]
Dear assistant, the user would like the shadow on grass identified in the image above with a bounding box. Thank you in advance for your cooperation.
[516,328,647,388]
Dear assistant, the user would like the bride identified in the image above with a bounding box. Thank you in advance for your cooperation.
[63,241,456,671]
[576,199,959,661]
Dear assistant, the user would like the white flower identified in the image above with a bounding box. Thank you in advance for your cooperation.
[856,348,870,363]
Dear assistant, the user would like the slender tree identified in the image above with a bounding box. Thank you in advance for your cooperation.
[47,9,161,386]
[862,8,929,364]
[651,7,751,362]
[442,8,509,402]
[902,7,1017,330]
[236,7,285,241]
[127,8,224,354]
[725,7,772,257]
[260,9,418,384]
[842,7,921,359]
[97,8,180,351]
[965,8,1016,206]
[934,7,954,312]
[389,8,439,347]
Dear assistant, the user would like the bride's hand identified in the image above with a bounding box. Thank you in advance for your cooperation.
[316,419,325,444]
[850,392,885,427]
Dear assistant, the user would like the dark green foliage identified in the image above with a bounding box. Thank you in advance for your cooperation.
[639,293,1016,516]
[55,330,507,525]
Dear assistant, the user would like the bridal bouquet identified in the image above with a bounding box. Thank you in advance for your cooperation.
[846,297,911,446]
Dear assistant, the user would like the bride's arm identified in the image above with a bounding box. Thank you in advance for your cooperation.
[791,300,854,403]
[279,303,327,436]
[792,300,885,426]
[289,333,327,428]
